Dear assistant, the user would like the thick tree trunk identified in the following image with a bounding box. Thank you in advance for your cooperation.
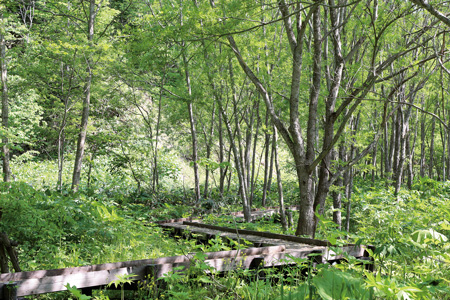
[72,0,96,191]
[295,165,315,236]
[0,32,11,183]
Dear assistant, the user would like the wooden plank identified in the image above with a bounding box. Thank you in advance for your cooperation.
[182,221,332,247]
[324,245,369,260]
[146,248,325,278]
[155,206,300,223]
[0,247,292,297]
[2,267,135,297]
[0,244,372,298]
[0,246,285,283]
[154,217,200,224]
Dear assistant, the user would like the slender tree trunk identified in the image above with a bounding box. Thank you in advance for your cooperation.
[182,54,200,203]
[372,111,378,184]
[187,101,200,202]
[87,150,96,189]
[0,32,11,183]
[72,0,96,191]
[203,102,216,198]
[420,98,426,177]
[229,58,248,200]
[393,108,403,194]
[57,61,75,191]
[249,100,260,207]
[345,112,360,232]
[152,75,164,192]
[218,108,225,200]
[429,106,437,178]
[384,107,390,176]
[273,126,287,231]
[332,146,344,230]
[267,136,275,198]
[261,110,271,207]
[244,103,255,197]
[218,99,251,222]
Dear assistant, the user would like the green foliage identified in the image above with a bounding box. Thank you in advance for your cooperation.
[312,268,371,300]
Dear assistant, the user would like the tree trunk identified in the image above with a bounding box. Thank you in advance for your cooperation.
[152,75,165,192]
[218,99,251,222]
[332,146,344,230]
[72,0,96,191]
[420,98,426,177]
[429,106,437,178]
[262,110,271,207]
[345,112,360,232]
[0,32,11,183]
[273,126,287,231]
[218,107,225,200]
[249,100,260,207]
[182,53,200,203]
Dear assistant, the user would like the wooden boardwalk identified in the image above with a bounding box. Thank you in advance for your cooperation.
[159,220,372,266]
[0,209,373,299]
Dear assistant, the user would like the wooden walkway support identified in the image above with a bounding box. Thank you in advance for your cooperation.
[0,211,373,299]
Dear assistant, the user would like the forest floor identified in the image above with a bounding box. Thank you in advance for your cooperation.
[0,161,449,299]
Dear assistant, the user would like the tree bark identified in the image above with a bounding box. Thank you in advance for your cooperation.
[72,0,96,191]
[218,98,251,222]
[0,31,11,183]
[203,101,216,199]
[273,126,287,231]
[182,53,201,203]
[429,106,437,178]
[420,97,426,177]
[332,146,345,230]
[261,110,271,207]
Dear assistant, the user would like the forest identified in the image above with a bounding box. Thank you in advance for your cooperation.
[1,0,450,299]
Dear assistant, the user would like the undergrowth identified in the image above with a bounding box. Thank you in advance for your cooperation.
[1,159,450,299]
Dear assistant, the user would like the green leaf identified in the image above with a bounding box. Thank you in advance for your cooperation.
[411,229,448,244]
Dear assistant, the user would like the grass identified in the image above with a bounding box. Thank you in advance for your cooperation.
[2,158,450,299]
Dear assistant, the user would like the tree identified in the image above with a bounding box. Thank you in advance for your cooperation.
[0,24,11,183]
[71,0,98,191]
[222,0,440,236]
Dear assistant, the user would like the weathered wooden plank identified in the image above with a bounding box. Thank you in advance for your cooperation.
[182,221,332,247]
[324,245,367,260]
[154,217,200,224]
[0,248,296,297]
[145,248,326,278]
[154,206,300,224]
[0,246,285,283]
[2,267,135,297]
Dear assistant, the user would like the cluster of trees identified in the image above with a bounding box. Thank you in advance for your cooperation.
[1,0,450,237]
